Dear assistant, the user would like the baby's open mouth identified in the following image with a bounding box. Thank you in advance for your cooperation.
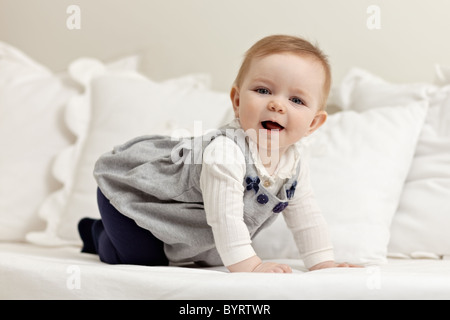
[261,121,284,131]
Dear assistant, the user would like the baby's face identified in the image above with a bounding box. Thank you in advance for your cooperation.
[231,53,327,153]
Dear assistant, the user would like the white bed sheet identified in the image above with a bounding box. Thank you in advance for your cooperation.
[1,242,450,300]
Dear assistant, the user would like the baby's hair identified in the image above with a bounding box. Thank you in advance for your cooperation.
[233,34,332,110]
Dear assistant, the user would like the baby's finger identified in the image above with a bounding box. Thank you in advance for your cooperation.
[336,262,363,268]
[278,264,292,273]
[337,262,350,267]
[348,263,364,268]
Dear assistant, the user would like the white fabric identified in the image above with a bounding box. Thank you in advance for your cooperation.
[27,70,232,246]
[1,243,450,300]
[0,41,78,241]
[329,67,450,257]
[253,102,428,265]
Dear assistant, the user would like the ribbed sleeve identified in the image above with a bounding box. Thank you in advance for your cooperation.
[282,160,334,269]
[200,136,256,266]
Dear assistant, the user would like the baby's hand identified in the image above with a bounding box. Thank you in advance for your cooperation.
[309,260,363,271]
[252,262,292,273]
[227,255,292,273]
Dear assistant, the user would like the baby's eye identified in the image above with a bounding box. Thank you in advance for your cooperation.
[255,88,271,95]
[290,97,304,105]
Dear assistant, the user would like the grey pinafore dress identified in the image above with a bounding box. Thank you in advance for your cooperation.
[94,125,299,266]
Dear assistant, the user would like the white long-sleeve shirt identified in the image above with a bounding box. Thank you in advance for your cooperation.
[199,123,334,269]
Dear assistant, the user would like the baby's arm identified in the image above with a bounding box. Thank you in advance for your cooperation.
[201,136,291,273]
[283,159,363,270]
[282,158,336,269]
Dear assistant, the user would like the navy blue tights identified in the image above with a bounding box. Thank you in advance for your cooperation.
[78,188,169,266]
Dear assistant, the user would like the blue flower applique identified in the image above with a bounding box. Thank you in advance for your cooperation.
[286,180,297,200]
[245,176,260,194]
[273,202,289,213]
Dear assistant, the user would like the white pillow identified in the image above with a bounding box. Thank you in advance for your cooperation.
[27,71,232,246]
[388,86,450,257]
[328,67,433,112]
[328,67,450,257]
[22,56,142,246]
[253,102,428,265]
[0,42,78,241]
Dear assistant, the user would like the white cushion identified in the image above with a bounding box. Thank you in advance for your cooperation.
[388,86,450,257]
[328,67,433,112]
[253,102,428,265]
[21,56,141,245]
[326,67,450,258]
[0,42,78,241]
[27,70,232,245]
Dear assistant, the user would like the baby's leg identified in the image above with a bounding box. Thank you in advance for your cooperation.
[94,188,169,266]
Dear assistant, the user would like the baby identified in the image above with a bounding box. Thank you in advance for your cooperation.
[78,34,359,273]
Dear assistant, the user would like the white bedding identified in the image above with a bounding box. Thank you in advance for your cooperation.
[1,243,450,300]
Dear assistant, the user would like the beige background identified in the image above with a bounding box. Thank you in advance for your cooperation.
[1,0,449,91]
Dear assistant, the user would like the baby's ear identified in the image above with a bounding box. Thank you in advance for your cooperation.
[230,86,240,118]
[307,111,327,135]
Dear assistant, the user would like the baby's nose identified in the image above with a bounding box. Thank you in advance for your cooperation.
[267,100,286,113]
